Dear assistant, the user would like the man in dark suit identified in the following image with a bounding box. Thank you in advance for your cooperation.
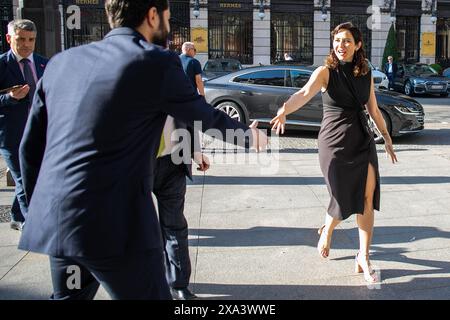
[384,56,398,91]
[18,0,267,300]
[0,19,48,231]
[154,114,209,300]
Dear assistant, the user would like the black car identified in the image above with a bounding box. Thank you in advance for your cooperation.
[393,63,450,97]
[204,65,425,142]
[202,59,243,81]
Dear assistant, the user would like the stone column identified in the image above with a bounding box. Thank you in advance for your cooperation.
[371,0,393,68]
[313,0,331,66]
[420,0,437,64]
[190,0,209,67]
[253,0,271,66]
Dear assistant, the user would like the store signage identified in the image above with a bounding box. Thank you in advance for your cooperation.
[191,27,208,53]
[421,32,436,57]
[219,3,242,9]
[75,0,100,4]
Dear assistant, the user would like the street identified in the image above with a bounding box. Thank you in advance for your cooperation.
[1,94,449,300]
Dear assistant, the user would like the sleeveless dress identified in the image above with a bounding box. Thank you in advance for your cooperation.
[319,62,380,220]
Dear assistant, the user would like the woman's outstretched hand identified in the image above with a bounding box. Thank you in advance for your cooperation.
[384,136,398,164]
[270,105,287,135]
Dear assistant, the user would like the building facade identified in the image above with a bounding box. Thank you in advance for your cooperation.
[5,0,450,69]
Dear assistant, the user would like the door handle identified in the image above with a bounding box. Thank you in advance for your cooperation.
[240,91,253,96]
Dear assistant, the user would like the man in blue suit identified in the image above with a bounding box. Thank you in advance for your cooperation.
[384,56,398,91]
[18,0,267,300]
[0,19,48,231]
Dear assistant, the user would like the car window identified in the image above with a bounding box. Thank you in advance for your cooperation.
[444,69,450,77]
[289,70,311,88]
[247,70,286,87]
[204,60,242,72]
[233,72,252,83]
[407,65,437,76]
[204,61,221,72]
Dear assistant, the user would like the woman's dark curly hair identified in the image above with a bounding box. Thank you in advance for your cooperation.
[325,22,369,77]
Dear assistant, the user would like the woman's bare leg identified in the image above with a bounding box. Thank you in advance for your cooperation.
[318,214,341,258]
[355,163,378,281]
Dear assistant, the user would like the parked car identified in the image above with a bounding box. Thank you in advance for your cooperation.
[443,67,450,78]
[204,65,425,143]
[202,58,243,81]
[367,60,389,90]
[393,63,450,97]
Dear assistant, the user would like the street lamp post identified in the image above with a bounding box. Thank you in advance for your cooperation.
[430,0,437,24]
[319,0,328,22]
[388,0,396,24]
[193,0,200,19]
[258,0,265,20]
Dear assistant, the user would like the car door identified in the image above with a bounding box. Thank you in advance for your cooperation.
[394,64,406,90]
[286,69,323,124]
[236,69,292,122]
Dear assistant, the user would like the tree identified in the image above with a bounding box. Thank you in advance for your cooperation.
[382,24,400,67]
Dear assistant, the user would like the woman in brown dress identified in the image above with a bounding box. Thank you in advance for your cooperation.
[271,22,398,283]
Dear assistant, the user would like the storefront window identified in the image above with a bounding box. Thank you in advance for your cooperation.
[271,12,313,64]
[169,0,190,54]
[208,1,253,65]
[396,16,420,63]
[437,18,450,69]
[62,0,110,49]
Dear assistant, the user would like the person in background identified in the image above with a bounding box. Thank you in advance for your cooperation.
[0,19,48,231]
[179,42,205,96]
[384,56,398,91]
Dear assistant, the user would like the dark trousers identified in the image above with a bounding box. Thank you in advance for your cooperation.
[49,248,171,300]
[0,146,26,222]
[153,155,191,289]
[387,73,395,90]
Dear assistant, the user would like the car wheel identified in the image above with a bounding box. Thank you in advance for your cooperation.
[215,101,244,123]
[404,81,414,96]
[371,110,391,144]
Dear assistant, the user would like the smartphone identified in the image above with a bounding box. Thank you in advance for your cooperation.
[0,85,24,94]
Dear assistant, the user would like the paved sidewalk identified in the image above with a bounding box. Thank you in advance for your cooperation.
[1,124,450,300]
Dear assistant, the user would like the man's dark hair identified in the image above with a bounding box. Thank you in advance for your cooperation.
[105,0,169,29]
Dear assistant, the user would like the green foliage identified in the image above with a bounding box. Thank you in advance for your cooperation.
[430,63,442,74]
[382,24,400,67]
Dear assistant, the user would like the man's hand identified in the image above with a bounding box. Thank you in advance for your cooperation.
[249,120,268,152]
[9,85,30,100]
[193,152,210,172]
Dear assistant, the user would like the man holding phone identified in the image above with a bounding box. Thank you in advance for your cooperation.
[0,19,48,231]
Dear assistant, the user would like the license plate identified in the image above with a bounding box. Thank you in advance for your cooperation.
[431,85,443,89]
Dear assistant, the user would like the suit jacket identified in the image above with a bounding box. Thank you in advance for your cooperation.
[0,50,48,148]
[384,62,398,76]
[18,28,251,258]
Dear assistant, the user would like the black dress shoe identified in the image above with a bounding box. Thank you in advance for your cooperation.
[170,288,197,300]
[10,221,23,231]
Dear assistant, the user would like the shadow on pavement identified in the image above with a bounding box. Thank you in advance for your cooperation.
[192,276,450,300]
[189,226,450,249]
[395,128,450,146]
[188,175,450,186]
[0,287,49,300]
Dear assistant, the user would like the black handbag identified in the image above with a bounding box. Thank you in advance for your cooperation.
[340,67,375,138]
